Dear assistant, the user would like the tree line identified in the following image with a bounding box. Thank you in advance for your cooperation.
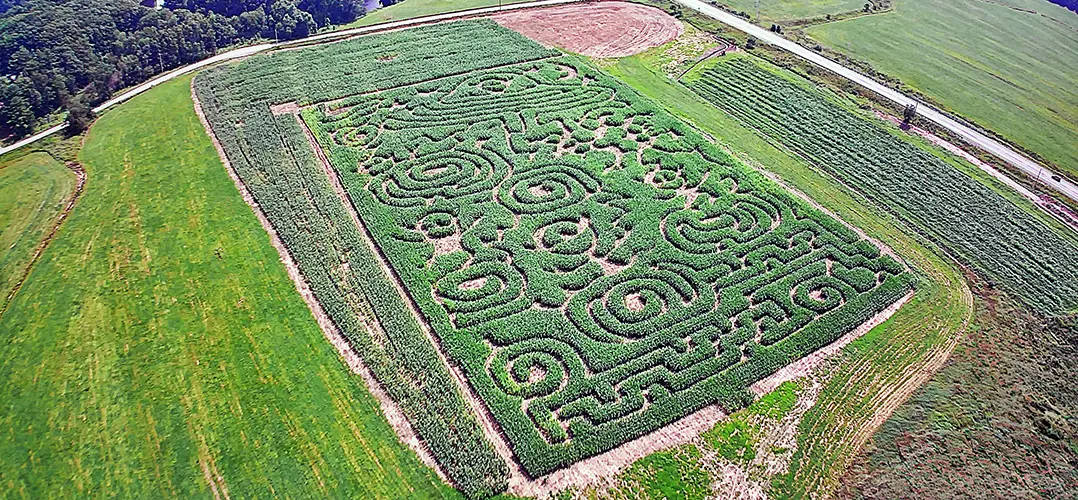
[0,0,395,137]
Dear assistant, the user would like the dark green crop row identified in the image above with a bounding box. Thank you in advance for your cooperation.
[193,20,556,499]
[688,57,1078,315]
[306,53,912,476]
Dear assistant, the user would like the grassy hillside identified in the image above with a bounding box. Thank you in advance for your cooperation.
[0,152,75,302]
[715,0,865,21]
[806,0,1078,178]
[345,0,532,28]
[0,75,456,498]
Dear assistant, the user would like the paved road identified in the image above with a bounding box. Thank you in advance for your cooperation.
[0,0,581,157]
[674,0,1078,205]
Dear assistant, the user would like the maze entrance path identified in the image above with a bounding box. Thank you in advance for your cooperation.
[301,57,913,477]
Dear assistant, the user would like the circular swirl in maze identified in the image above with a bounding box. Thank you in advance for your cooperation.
[373,150,504,207]
[568,266,715,342]
[418,210,456,239]
[663,196,779,254]
[534,218,594,255]
[792,275,850,313]
[436,260,525,327]
[499,164,601,215]
[488,339,582,400]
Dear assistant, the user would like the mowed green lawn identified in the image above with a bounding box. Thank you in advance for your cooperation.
[344,0,532,28]
[0,75,457,498]
[715,0,864,21]
[0,152,75,302]
[807,0,1078,178]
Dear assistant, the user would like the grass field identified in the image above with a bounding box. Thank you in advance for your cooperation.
[345,0,533,28]
[806,0,1078,178]
[604,41,970,499]
[0,76,458,498]
[0,152,75,303]
[713,0,865,21]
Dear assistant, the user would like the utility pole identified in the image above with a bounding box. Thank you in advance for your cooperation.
[755,0,760,23]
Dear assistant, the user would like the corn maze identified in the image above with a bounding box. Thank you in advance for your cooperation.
[197,20,911,486]
[304,56,911,473]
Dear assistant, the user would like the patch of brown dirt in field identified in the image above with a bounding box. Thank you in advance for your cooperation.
[492,2,683,59]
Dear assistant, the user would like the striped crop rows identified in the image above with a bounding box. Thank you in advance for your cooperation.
[194,21,558,499]
[689,58,1078,315]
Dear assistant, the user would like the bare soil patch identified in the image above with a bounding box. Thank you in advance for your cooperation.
[492,2,684,59]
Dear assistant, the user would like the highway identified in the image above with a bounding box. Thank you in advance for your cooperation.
[0,0,581,157]
[673,0,1078,205]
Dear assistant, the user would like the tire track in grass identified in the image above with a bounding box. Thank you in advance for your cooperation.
[0,160,85,319]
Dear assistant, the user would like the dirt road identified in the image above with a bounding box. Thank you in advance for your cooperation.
[673,0,1078,206]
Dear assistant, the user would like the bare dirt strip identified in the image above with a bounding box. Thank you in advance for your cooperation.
[0,160,86,319]
[492,1,684,58]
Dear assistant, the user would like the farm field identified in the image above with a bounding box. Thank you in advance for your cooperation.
[0,76,458,498]
[686,55,1078,315]
[806,0,1078,178]
[712,0,865,21]
[492,2,684,58]
[344,0,534,28]
[195,18,914,486]
[0,152,75,303]
[604,41,971,498]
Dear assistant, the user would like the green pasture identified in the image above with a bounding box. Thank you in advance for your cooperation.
[0,76,456,498]
[0,152,75,303]
[807,0,1078,178]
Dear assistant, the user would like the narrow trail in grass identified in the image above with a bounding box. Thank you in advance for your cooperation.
[0,160,84,318]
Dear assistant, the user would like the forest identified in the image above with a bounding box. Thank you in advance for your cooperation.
[0,0,395,138]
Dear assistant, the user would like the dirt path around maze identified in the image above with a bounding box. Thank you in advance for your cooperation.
[0,160,86,319]
[492,2,684,58]
[191,86,453,485]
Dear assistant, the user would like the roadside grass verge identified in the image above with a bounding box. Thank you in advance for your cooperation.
[0,75,457,498]
[806,0,1078,178]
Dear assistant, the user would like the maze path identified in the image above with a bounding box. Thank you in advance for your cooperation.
[305,58,912,476]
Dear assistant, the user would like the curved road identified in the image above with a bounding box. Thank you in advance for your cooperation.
[0,0,581,157]
[674,0,1078,205]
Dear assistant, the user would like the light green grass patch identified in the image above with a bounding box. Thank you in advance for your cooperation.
[0,152,75,301]
[616,445,712,500]
[715,0,865,22]
[0,76,457,498]
[345,0,532,28]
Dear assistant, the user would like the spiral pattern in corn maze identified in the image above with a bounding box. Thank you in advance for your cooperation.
[306,59,912,475]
